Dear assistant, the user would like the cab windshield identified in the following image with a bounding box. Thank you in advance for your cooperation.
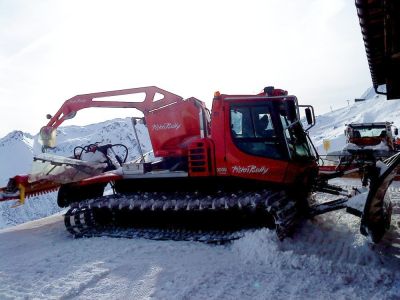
[279,110,315,160]
[351,126,387,138]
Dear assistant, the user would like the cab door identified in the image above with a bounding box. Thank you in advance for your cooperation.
[224,100,290,183]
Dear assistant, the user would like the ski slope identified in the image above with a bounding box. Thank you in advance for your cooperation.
[309,87,400,155]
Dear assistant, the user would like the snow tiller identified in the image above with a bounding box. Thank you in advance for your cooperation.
[1,86,399,243]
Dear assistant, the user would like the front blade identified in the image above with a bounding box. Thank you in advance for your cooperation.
[360,152,400,243]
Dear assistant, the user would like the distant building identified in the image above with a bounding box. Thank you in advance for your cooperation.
[354,98,366,102]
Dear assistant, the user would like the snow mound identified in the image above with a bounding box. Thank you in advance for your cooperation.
[0,130,34,186]
[233,220,400,298]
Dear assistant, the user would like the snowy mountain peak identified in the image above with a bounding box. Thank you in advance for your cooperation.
[3,130,24,140]
[41,118,151,161]
[0,130,33,146]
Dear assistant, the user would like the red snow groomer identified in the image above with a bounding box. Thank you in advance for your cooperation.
[1,86,399,243]
[345,122,399,154]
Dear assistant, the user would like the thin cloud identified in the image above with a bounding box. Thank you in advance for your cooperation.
[0,0,371,137]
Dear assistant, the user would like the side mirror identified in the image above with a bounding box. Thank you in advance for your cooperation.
[395,128,398,135]
[46,114,52,120]
[305,108,313,125]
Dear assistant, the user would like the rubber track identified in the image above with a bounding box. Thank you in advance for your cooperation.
[64,189,300,243]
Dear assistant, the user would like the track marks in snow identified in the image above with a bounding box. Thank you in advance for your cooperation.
[42,262,110,300]
[127,266,162,300]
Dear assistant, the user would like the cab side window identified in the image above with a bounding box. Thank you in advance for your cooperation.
[230,105,282,159]
[230,107,254,137]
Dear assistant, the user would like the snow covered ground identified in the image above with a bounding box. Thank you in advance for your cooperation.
[0,181,399,299]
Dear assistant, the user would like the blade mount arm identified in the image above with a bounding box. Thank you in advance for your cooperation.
[46,86,183,128]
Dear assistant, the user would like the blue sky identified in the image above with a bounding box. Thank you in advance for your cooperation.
[0,0,372,137]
